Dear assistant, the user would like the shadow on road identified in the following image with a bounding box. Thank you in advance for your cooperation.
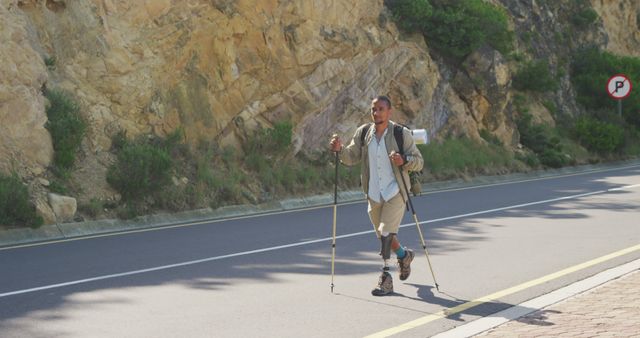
[0,166,638,333]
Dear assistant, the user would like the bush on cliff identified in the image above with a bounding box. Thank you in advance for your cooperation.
[386,0,513,60]
[107,136,173,204]
[44,89,87,171]
[517,112,569,168]
[513,60,559,92]
[385,0,432,32]
[0,173,43,228]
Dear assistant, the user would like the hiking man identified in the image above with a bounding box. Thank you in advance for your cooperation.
[329,95,424,296]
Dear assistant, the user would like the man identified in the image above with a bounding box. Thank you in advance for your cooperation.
[329,96,424,296]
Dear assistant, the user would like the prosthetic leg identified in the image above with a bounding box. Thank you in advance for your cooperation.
[371,234,394,296]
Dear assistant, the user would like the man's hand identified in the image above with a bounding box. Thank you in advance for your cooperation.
[329,134,342,152]
[389,151,404,167]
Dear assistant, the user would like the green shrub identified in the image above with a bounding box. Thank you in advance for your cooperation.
[624,132,640,156]
[508,52,526,62]
[243,121,293,191]
[571,8,598,29]
[159,127,189,157]
[259,121,293,153]
[107,142,173,202]
[385,0,433,32]
[513,60,558,92]
[542,100,558,116]
[516,151,541,168]
[425,0,513,60]
[386,0,513,61]
[517,112,569,168]
[45,89,87,170]
[539,148,567,168]
[517,113,546,153]
[0,173,43,228]
[574,117,625,154]
[44,56,56,70]
[80,198,103,218]
[196,156,216,187]
[221,146,236,166]
[296,164,321,190]
[479,129,502,146]
[110,130,128,151]
[48,179,68,195]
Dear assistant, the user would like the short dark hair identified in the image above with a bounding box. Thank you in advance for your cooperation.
[373,95,391,108]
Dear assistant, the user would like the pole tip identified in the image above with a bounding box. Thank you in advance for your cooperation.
[331,284,334,293]
[435,283,440,292]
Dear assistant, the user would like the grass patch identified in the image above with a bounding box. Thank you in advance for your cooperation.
[418,137,515,179]
[0,173,43,228]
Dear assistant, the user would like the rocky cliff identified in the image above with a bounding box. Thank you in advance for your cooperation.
[1,0,638,223]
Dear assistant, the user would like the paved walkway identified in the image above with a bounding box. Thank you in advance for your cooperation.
[476,270,640,337]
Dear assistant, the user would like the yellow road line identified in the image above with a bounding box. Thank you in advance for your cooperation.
[365,243,640,338]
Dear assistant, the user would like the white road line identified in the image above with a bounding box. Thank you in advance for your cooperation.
[0,183,638,299]
[2,163,639,251]
[417,163,640,195]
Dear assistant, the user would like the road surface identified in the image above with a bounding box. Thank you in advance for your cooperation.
[1,164,639,337]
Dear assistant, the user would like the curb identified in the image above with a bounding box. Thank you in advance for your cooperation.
[1,159,639,248]
[0,190,365,248]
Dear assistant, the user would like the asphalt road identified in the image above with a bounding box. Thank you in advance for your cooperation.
[1,164,639,337]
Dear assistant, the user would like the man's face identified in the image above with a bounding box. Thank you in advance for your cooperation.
[370,99,391,125]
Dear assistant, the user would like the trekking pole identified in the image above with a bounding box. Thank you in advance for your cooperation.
[330,149,339,293]
[399,170,440,291]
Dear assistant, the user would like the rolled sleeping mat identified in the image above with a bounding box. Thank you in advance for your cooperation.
[411,129,428,144]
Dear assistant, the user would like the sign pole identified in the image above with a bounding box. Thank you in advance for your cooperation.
[618,99,622,118]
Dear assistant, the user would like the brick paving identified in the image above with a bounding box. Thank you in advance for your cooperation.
[477,270,640,338]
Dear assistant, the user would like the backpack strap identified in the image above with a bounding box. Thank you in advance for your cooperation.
[393,124,405,155]
[359,123,372,147]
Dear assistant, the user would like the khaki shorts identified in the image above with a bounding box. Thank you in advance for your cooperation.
[367,193,405,238]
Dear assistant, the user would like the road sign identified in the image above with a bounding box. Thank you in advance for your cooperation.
[606,74,632,99]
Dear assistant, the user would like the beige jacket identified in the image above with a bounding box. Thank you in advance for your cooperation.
[340,121,424,203]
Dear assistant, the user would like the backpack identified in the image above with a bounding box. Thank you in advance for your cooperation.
[360,123,423,196]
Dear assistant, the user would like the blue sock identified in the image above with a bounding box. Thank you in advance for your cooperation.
[395,246,406,259]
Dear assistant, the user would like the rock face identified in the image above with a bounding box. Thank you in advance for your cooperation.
[591,0,640,57]
[0,1,53,178]
[0,0,639,223]
[6,0,439,153]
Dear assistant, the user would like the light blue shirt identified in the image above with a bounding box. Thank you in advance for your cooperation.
[368,129,400,203]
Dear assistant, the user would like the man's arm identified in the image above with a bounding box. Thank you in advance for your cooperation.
[337,125,370,166]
